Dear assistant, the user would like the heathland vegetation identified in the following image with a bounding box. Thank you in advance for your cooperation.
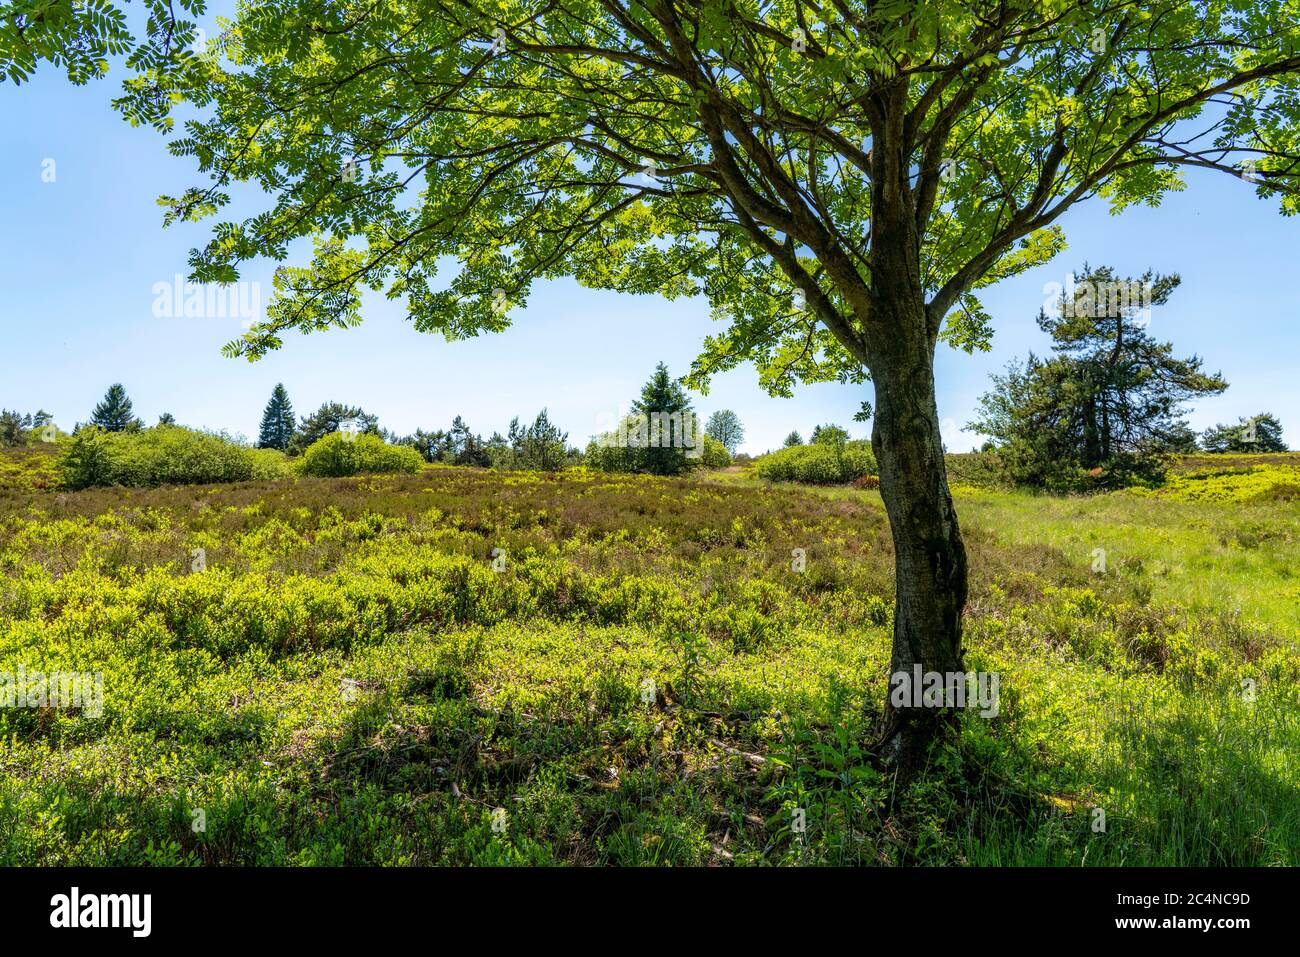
[1,350,1295,865]
[1,449,1295,864]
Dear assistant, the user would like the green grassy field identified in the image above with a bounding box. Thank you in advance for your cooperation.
[1,451,1296,865]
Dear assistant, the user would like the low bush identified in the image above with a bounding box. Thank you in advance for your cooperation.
[701,435,731,469]
[0,446,64,492]
[1128,461,1300,504]
[756,439,877,485]
[298,432,425,477]
[61,426,293,489]
[584,434,731,472]
[1,466,1294,865]
[943,451,1011,490]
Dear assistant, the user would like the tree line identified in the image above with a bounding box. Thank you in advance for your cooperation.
[2,364,750,476]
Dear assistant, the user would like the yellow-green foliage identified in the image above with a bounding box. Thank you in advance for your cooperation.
[756,440,877,485]
[0,468,1295,866]
[59,426,293,490]
[701,434,731,468]
[1130,461,1300,504]
[298,433,425,477]
[0,446,63,493]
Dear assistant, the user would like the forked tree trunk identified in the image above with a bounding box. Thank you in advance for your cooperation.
[869,323,969,775]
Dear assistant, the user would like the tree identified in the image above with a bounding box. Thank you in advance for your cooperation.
[971,266,1227,487]
[401,416,502,466]
[90,384,141,432]
[1202,413,1288,453]
[705,410,745,454]
[290,402,378,454]
[630,362,698,476]
[702,434,733,468]
[1161,422,1201,455]
[517,409,570,471]
[257,384,296,450]
[94,1,1300,764]
[8,410,59,445]
[811,424,850,446]
[402,428,449,463]
[157,412,177,426]
[505,416,527,467]
[783,432,804,449]
[588,364,702,475]
[0,410,29,447]
[448,415,493,467]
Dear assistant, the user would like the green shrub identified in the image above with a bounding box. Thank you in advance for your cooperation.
[584,433,730,473]
[247,447,296,481]
[944,451,1011,490]
[61,426,293,489]
[701,435,731,469]
[756,439,877,485]
[582,439,638,474]
[1,462,1297,866]
[298,433,425,477]
[0,446,64,492]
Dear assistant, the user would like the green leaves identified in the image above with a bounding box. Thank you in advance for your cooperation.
[14,0,1300,392]
[1,0,204,87]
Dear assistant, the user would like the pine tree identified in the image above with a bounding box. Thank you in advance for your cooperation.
[0,411,29,447]
[521,409,569,471]
[970,265,1228,487]
[783,431,803,448]
[90,384,141,432]
[257,384,296,450]
[506,416,526,468]
[1202,413,1288,453]
[630,362,696,475]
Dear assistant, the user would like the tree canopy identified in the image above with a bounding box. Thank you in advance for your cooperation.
[289,401,378,454]
[811,423,851,445]
[0,0,204,85]
[76,1,1293,389]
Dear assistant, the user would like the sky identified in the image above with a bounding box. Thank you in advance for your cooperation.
[1,35,1297,455]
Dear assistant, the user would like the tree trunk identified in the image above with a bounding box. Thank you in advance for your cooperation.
[870,334,969,776]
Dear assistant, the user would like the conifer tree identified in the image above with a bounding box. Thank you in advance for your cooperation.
[630,362,697,476]
[257,384,296,450]
[90,384,140,432]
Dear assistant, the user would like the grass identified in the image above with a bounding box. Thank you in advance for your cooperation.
[0,457,1296,865]
[953,487,1300,639]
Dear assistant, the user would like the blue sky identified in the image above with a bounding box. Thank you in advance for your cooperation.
[1,46,1296,454]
